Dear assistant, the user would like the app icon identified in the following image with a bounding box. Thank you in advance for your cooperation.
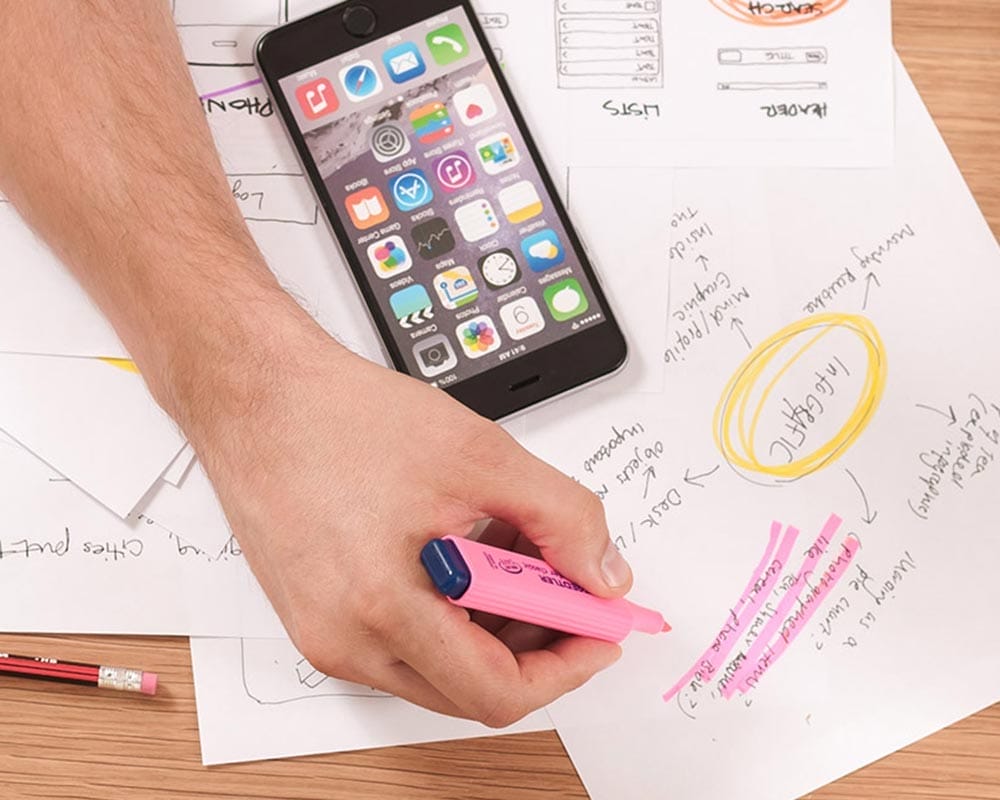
[382,42,426,84]
[366,236,412,279]
[521,228,566,272]
[390,284,435,329]
[369,123,411,163]
[498,180,543,224]
[339,60,383,103]
[544,278,590,322]
[296,78,339,120]
[433,151,476,193]
[413,334,458,378]
[500,297,546,340]
[427,24,469,66]
[455,199,500,242]
[411,218,456,260]
[454,83,497,127]
[475,131,520,175]
[478,249,521,290]
[457,315,502,359]
[434,267,479,309]
[410,102,454,146]
[345,187,390,230]
[390,169,434,212]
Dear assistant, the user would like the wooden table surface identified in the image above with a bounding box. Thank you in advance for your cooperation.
[2,2,998,799]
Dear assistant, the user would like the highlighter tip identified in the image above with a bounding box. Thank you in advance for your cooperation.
[662,622,672,633]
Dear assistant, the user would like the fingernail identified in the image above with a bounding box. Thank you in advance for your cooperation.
[601,542,633,589]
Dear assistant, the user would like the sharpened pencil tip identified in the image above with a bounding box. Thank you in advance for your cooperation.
[662,622,672,633]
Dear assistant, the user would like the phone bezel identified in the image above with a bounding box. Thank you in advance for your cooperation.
[256,0,628,420]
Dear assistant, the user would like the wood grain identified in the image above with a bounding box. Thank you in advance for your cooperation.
[2,2,998,798]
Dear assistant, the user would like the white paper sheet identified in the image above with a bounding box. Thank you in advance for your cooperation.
[190,636,554,765]
[518,59,1000,800]
[0,433,283,636]
[0,355,186,517]
[488,0,894,170]
[161,443,196,486]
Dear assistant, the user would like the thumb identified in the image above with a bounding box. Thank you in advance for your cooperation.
[470,435,633,598]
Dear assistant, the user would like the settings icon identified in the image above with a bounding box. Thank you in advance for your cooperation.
[370,123,411,163]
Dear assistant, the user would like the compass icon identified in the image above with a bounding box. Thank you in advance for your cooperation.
[339,60,383,103]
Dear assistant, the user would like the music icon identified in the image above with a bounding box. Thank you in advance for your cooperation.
[433,151,476,194]
[296,78,339,121]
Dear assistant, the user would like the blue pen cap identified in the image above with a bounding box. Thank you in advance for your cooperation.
[420,538,471,600]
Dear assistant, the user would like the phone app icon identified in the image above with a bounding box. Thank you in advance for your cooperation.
[411,218,456,260]
[478,249,521,290]
[498,180,543,224]
[339,60,383,103]
[369,122,411,163]
[455,199,500,242]
[433,151,476,193]
[521,229,565,272]
[366,236,412,279]
[410,102,454,145]
[296,78,339,120]
[457,315,502,359]
[544,278,590,322]
[434,267,479,310]
[454,83,497,127]
[345,187,390,230]
[475,132,520,175]
[383,42,426,84]
[390,284,435,329]
[390,169,434,212]
[427,24,469,66]
[413,334,458,378]
[500,297,546,340]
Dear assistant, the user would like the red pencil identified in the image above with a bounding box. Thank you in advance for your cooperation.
[0,652,157,695]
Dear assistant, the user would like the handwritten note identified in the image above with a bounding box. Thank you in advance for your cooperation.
[519,59,1000,800]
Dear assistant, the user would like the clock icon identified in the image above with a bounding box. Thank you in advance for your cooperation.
[339,60,384,103]
[478,249,521,289]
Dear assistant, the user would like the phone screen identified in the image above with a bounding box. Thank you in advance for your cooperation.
[276,6,609,388]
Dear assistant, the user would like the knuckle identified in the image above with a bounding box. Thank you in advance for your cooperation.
[477,692,527,730]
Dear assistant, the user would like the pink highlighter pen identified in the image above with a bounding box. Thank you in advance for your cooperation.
[420,536,671,644]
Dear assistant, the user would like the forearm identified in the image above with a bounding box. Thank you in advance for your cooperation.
[0,1,315,426]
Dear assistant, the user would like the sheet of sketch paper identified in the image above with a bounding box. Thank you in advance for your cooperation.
[487,0,893,169]
[0,355,187,518]
[517,59,1000,800]
[0,432,283,637]
[190,637,554,765]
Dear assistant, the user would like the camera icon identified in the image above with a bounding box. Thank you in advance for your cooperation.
[413,334,458,378]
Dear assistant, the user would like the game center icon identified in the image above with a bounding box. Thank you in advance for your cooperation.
[366,236,412,279]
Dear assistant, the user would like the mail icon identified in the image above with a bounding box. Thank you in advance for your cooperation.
[383,43,427,84]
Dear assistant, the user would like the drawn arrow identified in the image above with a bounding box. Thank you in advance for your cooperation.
[844,468,879,525]
[916,403,958,425]
[684,465,721,489]
[731,318,752,350]
[642,466,657,500]
[695,254,710,272]
[862,273,882,311]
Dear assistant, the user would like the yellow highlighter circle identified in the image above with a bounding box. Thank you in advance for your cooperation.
[713,313,887,482]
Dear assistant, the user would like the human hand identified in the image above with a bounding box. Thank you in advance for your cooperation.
[174,303,633,727]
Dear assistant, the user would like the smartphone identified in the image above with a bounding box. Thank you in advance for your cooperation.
[256,1,627,420]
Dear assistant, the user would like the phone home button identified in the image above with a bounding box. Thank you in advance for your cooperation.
[343,5,378,38]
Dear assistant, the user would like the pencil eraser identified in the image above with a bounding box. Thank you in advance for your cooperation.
[140,671,158,696]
